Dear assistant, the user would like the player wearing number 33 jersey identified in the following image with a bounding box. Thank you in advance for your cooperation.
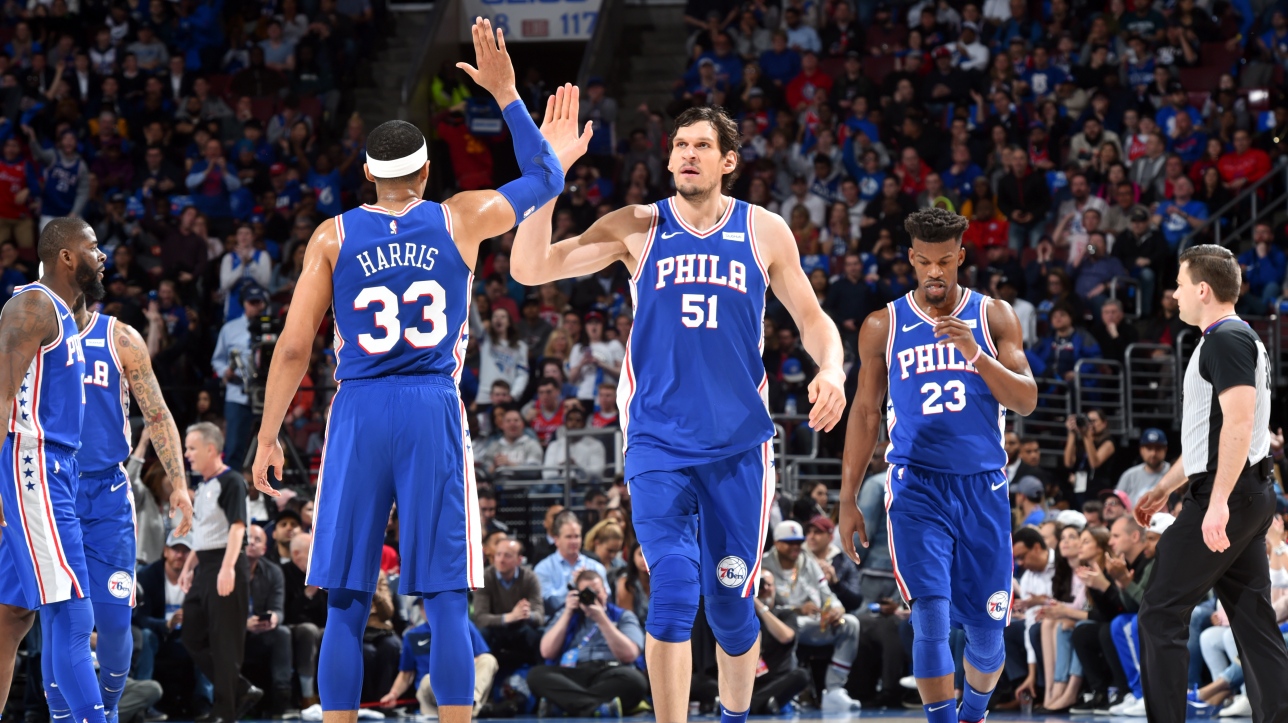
[253,25,568,716]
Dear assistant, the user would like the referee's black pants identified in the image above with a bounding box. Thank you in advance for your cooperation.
[183,551,250,722]
[1139,481,1288,723]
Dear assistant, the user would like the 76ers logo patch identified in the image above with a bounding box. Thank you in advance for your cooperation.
[717,556,748,588]
[986,591,1009,620]
[108,571,133,599]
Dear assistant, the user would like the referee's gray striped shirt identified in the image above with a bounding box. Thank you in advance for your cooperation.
[1181,319,1271,478]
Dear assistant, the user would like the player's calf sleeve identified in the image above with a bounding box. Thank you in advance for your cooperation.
[422,590,474,707]
[910,596,954,680]
[91,602,133,715]
[961,622,1005,674]
[644,555,699,644]
[497,100,565,222]
[318,588,374,711]
[43,598,107,723]
[703,595,759,657]
[40,614,70,721]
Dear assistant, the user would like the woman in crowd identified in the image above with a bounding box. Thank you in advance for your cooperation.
[1041,523,1090,711]
[478,307,530,402]
[570,312,624,403]
[615,542,650,626]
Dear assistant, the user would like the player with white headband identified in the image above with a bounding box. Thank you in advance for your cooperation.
[249,17,590,723]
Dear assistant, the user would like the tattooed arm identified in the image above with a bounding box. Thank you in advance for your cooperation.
[0,291,58,526]
[114,318,193,536]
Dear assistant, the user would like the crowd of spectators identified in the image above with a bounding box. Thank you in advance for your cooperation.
[4,0,1288,715]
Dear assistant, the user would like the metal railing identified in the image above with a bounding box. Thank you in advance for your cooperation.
[1123,344,1179,437]
[1014,377,1072,468]
[1072,358,1126,439]
[1179,162,1288,252]
[1109,277,1142,319]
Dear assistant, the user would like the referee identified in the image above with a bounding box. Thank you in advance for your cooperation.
[180,421,262,722]
[1136,245,1288,722]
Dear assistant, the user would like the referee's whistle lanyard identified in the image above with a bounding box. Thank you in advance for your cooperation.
[202,465,230,484]
[1203,314,1245,335]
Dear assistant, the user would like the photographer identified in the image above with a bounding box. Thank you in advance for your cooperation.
[212,283,270,469]
[1064,410,1118,503]
[528,570,647,717]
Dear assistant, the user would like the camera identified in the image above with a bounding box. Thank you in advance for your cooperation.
[244,313,283,414]
[574,585,598,607]
[1075,413,1089,430]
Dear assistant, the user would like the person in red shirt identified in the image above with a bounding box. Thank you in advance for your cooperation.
[524,377,566,446]
[0,138,38,249]
[785,50,835,111]
[434,110,495,190]
[590,382,619,428]
[894,146,931,196]
[962,197,1010,258]
[1218,129,1272,192]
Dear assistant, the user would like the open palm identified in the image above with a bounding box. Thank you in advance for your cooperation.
[541,83,593,174]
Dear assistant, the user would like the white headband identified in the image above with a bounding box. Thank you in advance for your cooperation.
[366,140,428,179]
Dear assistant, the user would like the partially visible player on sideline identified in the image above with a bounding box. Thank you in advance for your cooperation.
[0,218,107,723]
[251,19,574,723]
[72,288,193,719]
[512,97,848,721]
[838,207,1038,723]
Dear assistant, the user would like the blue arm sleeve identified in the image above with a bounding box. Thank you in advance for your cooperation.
[496,100,565,225]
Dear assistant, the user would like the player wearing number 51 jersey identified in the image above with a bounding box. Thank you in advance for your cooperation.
[251,18,569,723]
[839,208,1038,723]
[514,98,848,721]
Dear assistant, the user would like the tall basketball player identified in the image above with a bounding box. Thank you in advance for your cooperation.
[0,218,107,723]
[251,19,572,723]
[838,207,1038,723]
[70,289,192,720]
[513,94,849,721]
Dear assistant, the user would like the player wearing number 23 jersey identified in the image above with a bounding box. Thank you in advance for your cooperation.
[310,198,484,595]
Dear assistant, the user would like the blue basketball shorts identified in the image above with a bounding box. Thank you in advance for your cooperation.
[77,465,137,606]
[629,440,775,598]
[886,463,1014,628]
[0,436,89,608]
[307,375,484,595]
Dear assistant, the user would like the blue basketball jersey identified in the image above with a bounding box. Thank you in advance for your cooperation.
[884,288,1006,475]
[8,284,84,449]
[620,197,774,477]
[42,157,86,217]
[332,200,472,382]
[78,313,131,473]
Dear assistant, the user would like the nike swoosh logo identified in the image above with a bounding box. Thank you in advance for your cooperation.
[660,231,682,239]
[61,312,71,320]
[928,703,951,712]
[901,322,924,332]
[110,481,128,492]
[992,480,1007,491]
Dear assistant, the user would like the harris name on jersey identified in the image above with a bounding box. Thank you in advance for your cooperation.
[353,240,443,278]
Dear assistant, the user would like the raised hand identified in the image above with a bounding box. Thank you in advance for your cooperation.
[456,18,519,106]
[540,84,594,176]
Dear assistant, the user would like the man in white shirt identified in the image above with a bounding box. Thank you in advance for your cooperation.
[543,405,607,480]
[997,276,1036,347]
[1010,528,1055,702]
[779,174,826,227]
[955,23,991,71]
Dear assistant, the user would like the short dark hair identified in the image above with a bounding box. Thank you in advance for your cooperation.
[1179,244,1240,303]
[536,376,559,391]
[1014,526,1047,549]
[477,486,496,502]
[490,379,512,392]
[366,120,425,185]
[38,217,92,264]
[1082,500,1104,515]
[575,568,601,585]
[904,207,969,245]
[671,106,741,191]
[584,486,606,503]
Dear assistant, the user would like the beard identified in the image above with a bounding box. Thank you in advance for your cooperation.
[676,176,720,203]
[922,282,949,305]
[76,259,105,302]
